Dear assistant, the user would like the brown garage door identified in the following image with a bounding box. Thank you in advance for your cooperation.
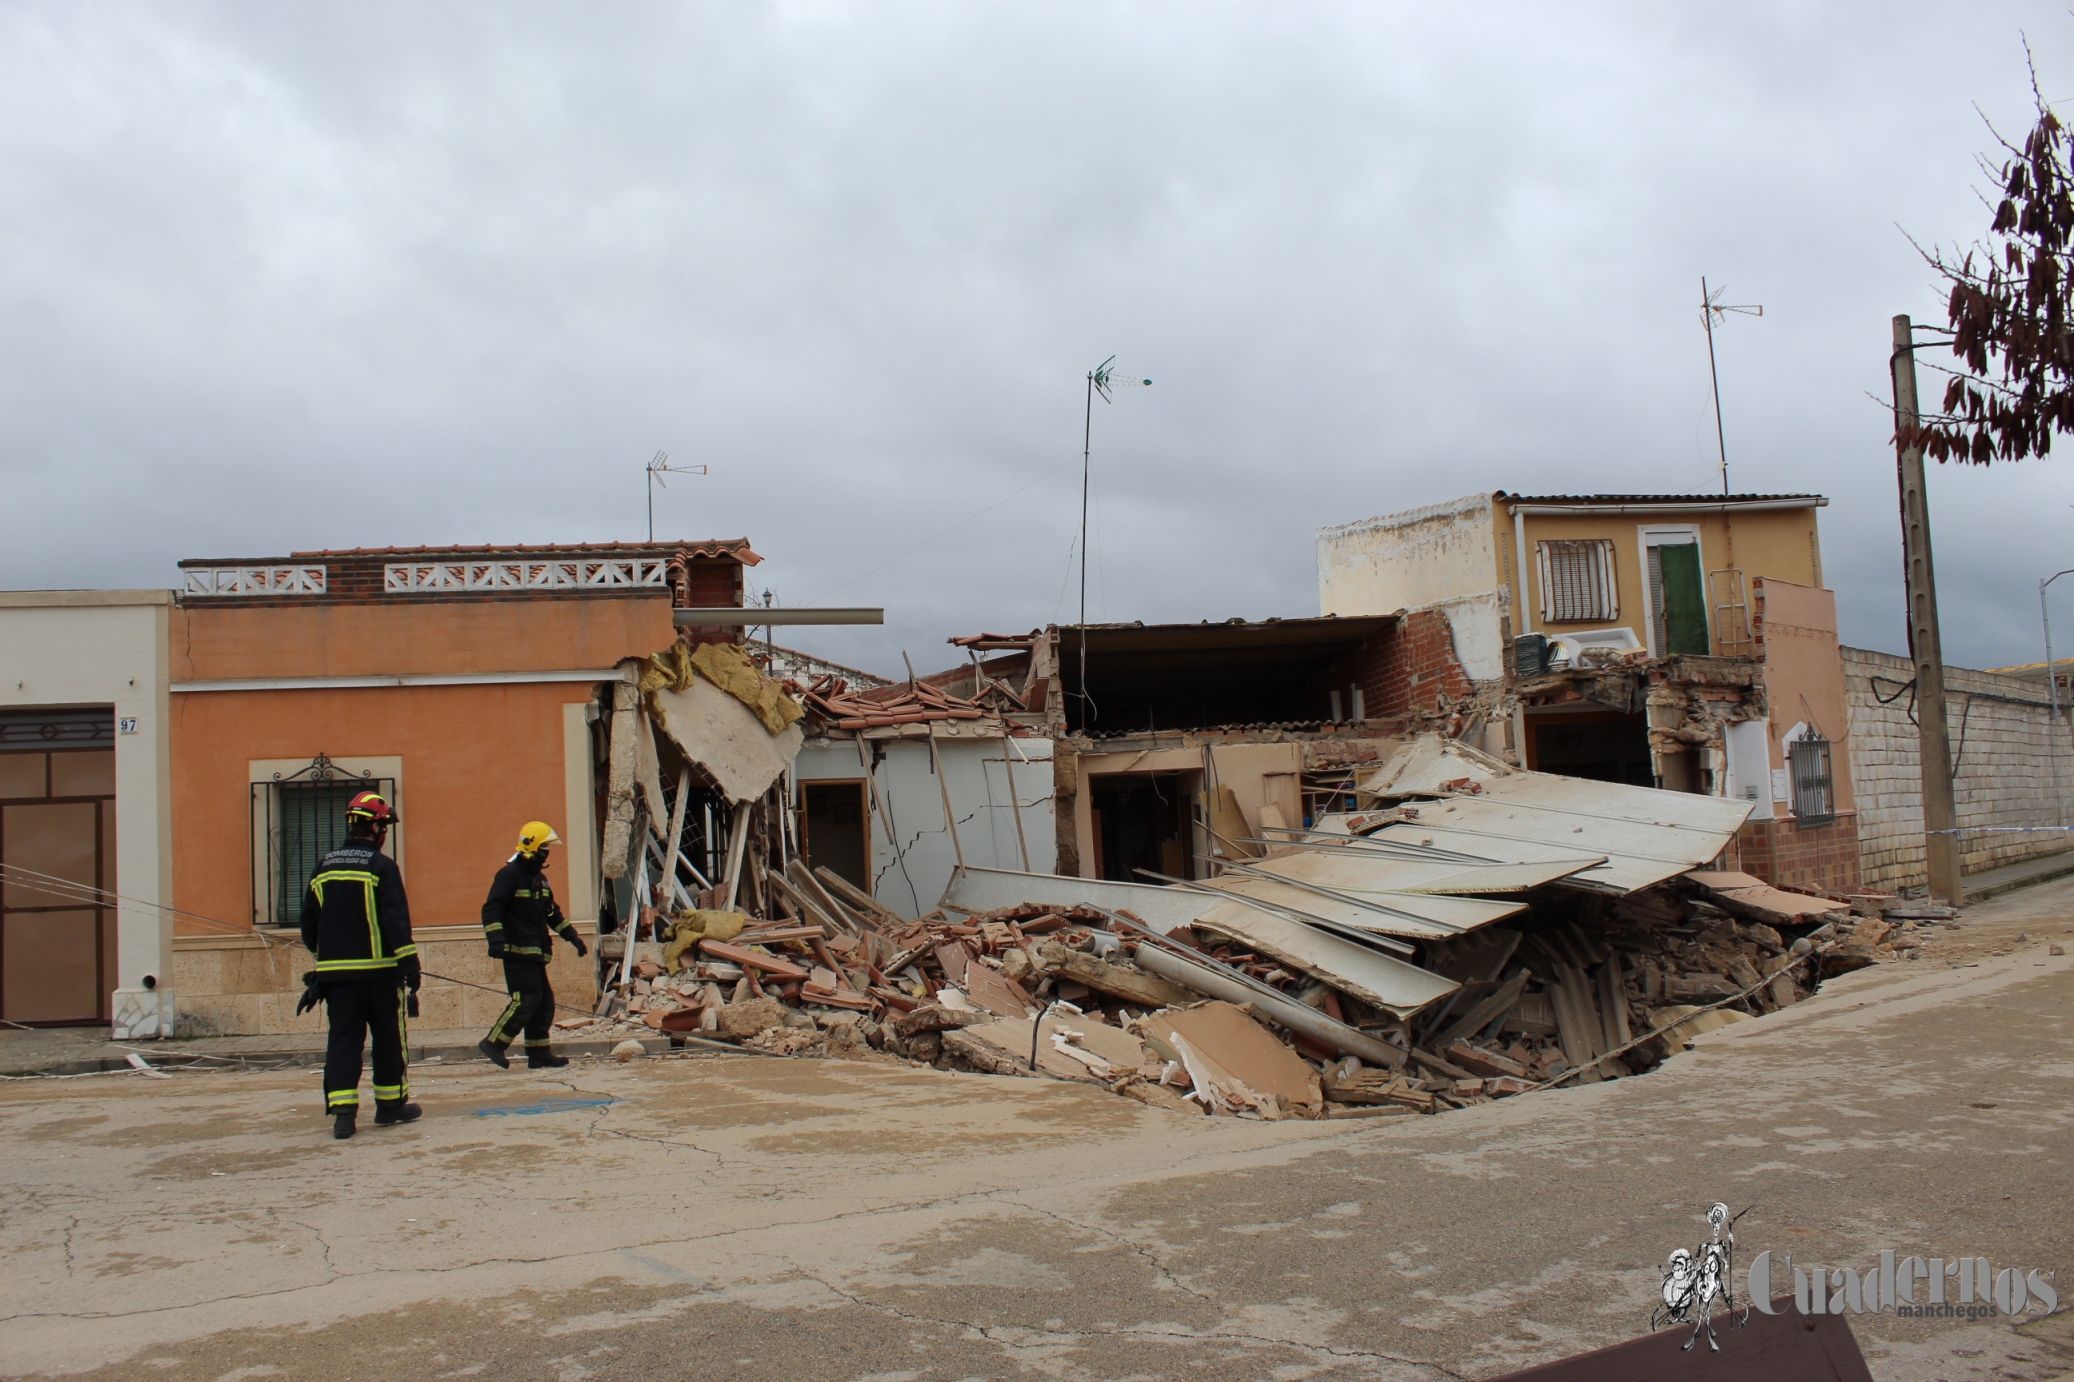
[0,737,115,1026]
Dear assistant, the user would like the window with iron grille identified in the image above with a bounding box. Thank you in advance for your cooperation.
[1788,735,1834,825]
[1536,539,1617,623]
[250,761,397,926]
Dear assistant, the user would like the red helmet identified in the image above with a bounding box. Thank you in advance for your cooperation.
[346,790,398,827]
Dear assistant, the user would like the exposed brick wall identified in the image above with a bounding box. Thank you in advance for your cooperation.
[1350,609,1476,719]
[678,557,743,607]
[1842,646,2074,890]
[1727,814,1861,894]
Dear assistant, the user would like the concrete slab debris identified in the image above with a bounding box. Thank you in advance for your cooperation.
[649,672,805,804]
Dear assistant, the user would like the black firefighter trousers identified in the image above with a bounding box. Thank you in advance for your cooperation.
[486,958,554,1053]
[322,977,409,1115]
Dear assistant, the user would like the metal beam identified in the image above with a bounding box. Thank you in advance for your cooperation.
[672,608,883,626]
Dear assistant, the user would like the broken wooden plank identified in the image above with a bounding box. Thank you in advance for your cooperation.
[732,924,826,946]
[788,858,861,933]
[1431,971,1530,1051]
[1033,941,1200,1009]
[765,870,846,936]
[1442,1042,1530,1079]
[698,939,810,981]
[814,866,907,928]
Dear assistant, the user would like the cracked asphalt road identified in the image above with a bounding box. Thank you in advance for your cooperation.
[4,879,2073,1382]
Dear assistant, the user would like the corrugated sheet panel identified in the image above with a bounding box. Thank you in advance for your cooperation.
[1182,898,1459,1016]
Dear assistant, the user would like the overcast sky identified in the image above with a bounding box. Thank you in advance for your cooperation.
[6,3,2074,678]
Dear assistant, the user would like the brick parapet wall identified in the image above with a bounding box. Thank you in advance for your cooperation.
[179,548,745,612]
[1842,646,2074,891]
[1727,814,1861,894]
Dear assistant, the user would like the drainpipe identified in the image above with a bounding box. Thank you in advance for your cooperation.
[1510,503,1531,766]
[1510,504,1530,637]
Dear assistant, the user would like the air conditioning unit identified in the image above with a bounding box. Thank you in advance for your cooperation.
[1514,633,1550,678]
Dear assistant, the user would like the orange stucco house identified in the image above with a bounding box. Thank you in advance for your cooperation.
[167,540,755,1034]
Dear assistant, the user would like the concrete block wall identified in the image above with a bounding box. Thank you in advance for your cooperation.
[1843,646,2074,891]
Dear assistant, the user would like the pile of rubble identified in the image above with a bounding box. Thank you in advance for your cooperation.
[795,668,1028,729]
[565,848,1931,1120]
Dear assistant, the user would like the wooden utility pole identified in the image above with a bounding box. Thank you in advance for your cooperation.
[1891,315,1964,904]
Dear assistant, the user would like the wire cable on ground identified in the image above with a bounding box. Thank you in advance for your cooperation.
[0,863,782,1061]
[1524,935,1848,1093]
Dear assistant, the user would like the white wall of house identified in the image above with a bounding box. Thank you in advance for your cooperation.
[794,731,1055,919]
[0,590,175,1037]
[1317,493,1499,617]
[1316,494,1507,683]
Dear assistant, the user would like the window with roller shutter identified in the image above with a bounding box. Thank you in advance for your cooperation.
[1536,539,1618,623]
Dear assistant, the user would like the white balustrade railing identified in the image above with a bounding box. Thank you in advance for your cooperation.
[382,559,669,593]
[183,567,328,596]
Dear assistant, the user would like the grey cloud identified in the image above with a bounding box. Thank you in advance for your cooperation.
[4,1,2072,676]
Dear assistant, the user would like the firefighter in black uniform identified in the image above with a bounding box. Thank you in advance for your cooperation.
[477,821,588,1069]
[298,790,421,1140]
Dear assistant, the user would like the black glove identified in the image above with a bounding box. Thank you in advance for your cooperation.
[294,971,322,1017]
[569,935,589,958]
[488,939,506,959]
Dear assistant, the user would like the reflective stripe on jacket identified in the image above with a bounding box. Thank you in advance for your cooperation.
[300,841,417,977]
[481,858,579,960]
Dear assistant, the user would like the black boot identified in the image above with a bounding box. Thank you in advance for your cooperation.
[526,1047,569,1069]
[374,1101,422,1126]
[478,1038,510,1069]
[332,1112,356,1140]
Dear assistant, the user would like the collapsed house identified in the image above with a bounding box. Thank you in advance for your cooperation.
[585,699,1923,1118]
[1317,492,1864,895]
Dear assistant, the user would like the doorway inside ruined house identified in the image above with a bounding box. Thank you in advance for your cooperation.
[1526,711,1654,787]
[0,718,116,1026]
[798,780,870,895]
[1089,772,1196,885]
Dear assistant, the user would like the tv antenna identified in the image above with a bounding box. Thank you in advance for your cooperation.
[1700,278,1762,496]
[646,450,709,542]
[1075,357,1150,725]
[1080,358,1150,627]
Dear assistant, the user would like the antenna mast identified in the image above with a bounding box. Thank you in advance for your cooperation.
[646,450,709,542]
[1700,278,1763,495]
[1077,358,1150,728]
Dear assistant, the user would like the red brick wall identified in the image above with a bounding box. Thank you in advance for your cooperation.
[678,557,742,607]
[1726,813,1861,895]
[1349,610,1476,719]
[675,556,747,647]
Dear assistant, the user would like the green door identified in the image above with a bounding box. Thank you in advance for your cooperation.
[1654,543,1709,656]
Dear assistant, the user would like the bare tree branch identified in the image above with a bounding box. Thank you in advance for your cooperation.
[1906,40,2074,464]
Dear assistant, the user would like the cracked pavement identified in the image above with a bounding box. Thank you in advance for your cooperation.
[4,879,2073,1381]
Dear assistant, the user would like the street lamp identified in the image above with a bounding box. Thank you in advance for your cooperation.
[2045,568,2074,827]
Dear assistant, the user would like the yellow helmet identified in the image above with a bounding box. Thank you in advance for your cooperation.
[515,821,561,858]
